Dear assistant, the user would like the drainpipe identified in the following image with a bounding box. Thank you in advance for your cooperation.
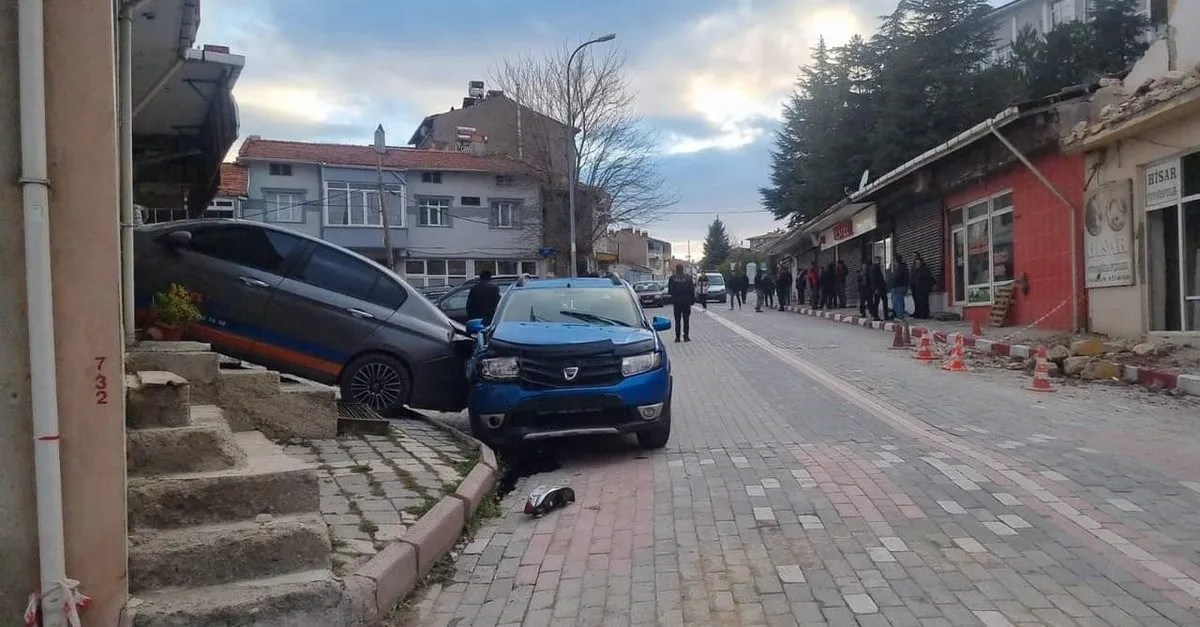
[118,5,135,344]
[118,0,155,346]
[988,121,1082,332]
[19,0,73,625]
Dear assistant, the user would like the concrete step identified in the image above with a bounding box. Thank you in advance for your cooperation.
[129,513,331,592]
[127,431,318,530]
[126,371,191,428]
[215,367,281,432]
[128,569,349,627]
[270,381,339,440]
[126,406,246,475]
[127,342,221,404]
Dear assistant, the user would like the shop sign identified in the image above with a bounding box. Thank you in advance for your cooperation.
[1145,158,1180,211]
[820,205,877,250]
[1084,179,1134,288]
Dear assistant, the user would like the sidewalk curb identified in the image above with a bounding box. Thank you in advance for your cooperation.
[342,415,499,621]
[785,305,1193,397]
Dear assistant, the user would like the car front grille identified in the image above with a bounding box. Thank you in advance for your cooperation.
[519,354,624,388]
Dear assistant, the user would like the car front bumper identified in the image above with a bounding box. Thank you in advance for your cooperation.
[468,370,671,445]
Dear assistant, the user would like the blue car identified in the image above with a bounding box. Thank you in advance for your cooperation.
[464,275,674,449]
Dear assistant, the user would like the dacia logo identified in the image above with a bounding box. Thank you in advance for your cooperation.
[562,367,579,381]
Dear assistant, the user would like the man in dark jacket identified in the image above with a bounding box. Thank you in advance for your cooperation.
[869,257,888,319]
[820,263,837,309]
[835,260,848,308]
[910,253,934,319]
[889,254,909,322]
[795,268,807,305]
[465,270,502,326]
[776,265,792,311]
[666,265,695,342]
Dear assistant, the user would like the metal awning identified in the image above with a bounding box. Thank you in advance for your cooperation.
[804,202,875,233]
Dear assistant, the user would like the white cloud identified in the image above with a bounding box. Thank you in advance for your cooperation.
[630,0,882,154]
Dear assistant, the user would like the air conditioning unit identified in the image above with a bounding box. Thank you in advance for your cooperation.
[456,126,477,142]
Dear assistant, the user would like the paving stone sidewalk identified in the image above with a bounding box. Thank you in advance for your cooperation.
[284,420,473,574]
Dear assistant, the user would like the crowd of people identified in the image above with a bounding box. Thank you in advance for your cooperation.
[681,252,935,325]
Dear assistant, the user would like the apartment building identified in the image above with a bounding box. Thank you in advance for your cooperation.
[983,0,1162,64]
[235,136,545,287]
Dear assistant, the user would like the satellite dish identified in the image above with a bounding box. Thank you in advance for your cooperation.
[858,170,870,192]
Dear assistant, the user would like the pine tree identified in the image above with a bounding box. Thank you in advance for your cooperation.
[701,218,733,270]
[1088,0,1150,75]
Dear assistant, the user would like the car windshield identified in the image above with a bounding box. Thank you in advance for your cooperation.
[633,282,661,292]
[706,274,725,286]
[497,287,642,327]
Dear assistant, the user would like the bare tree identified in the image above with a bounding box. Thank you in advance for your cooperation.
[490,42,678,243]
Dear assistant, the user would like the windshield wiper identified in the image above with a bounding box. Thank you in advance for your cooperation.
[558,310,631,326]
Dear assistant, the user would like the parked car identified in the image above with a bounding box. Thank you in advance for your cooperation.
[133,219,473,416]
[464,275,673,449]
[434,276,531,324]
[698,272,727,303]
[418,284,455,301]
[632,281,668,308]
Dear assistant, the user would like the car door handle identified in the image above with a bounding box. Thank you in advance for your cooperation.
[239,276,270,288]
[347,308,375,320]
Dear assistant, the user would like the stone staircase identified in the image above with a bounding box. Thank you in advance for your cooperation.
[123,343,353,626]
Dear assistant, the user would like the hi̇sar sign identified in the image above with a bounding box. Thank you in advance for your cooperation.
[1084,179,1134,288]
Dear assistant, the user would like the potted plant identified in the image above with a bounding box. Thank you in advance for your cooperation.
[149,283,202,341]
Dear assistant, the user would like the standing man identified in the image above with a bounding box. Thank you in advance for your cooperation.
[835,260,849,308]
[910,253,934,319]
[776,264,792,311]
[869,256,888,320]
[465,270,502,327]
[667,264,695,342]
[889,253,910,322]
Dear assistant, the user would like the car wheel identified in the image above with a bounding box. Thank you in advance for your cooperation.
[636,407,671,450]
[341,353,412,417]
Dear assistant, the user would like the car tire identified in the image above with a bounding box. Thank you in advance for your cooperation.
[340,353,412,417]
[636,407,671,450]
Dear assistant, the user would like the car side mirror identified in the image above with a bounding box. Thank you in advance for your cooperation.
[651,315,671,332]
[162,230,192,252]
[465,318,486,334]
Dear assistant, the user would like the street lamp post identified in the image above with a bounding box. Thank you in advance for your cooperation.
[565,33,615,277]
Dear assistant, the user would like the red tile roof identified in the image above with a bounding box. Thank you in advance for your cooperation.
[217,162,248,197]
[237,136,529,175]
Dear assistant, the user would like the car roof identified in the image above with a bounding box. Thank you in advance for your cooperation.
[515,277,623,290]
[136,218,394,278]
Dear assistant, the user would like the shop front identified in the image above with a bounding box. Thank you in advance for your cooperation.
[813,203,880,306]
[941,150,1084,331]
[1066,78,1200,338]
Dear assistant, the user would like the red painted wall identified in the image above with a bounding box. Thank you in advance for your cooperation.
[942,150,1086,331]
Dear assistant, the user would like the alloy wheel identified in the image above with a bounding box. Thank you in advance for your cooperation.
[349,361,406,411]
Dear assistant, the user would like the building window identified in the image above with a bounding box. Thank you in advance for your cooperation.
[950,191,1014,305]
[268,163,293,176]
[493,201,518,228]
[403,258,468,288]
[495,175,515,187]
[1049,0,1075,27]
[521,261,538,275]
[1146,152,1200,332]
[421,172,443,184]
[418,198,450,227]
[265,191,303,222]
[461,196,481,206]
[325,182,403,227]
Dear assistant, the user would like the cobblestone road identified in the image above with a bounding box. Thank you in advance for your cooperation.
[426,305,1200,626]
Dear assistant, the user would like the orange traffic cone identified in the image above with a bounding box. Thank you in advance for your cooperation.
[913,334,936,361]
[942,334,969,372]
[1028,344,1055,392]
[971,319,983,336]
[889,323,907,349]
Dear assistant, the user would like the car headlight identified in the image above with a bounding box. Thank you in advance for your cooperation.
[621,352,661,377]
[480,357,519,381]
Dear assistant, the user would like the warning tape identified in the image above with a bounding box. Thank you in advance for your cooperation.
[25,579,90,627]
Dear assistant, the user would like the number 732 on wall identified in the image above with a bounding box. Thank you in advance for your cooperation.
[94,356,110,405]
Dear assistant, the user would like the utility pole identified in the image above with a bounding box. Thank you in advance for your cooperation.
[566,33,616,278]
[374,124,395,271]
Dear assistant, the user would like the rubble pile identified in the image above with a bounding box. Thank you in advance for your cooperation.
[1062,63,1200,147]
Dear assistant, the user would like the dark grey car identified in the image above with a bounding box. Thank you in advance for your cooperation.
[133,219,472,415]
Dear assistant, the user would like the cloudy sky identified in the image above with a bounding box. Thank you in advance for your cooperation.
[200,0,908,259]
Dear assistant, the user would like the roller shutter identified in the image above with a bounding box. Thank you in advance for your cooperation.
[894,199,944,292]
[836,239,865,306]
